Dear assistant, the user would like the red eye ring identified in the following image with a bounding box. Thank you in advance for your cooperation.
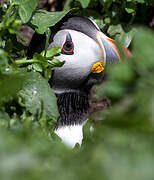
[61,42,74,55]
[61,33,74,55]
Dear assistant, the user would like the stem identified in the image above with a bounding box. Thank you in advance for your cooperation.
[16,31,26,42]
[63,0,72,10]
[44,28,51,57]
[3,4,13,23]
[129,12,136,25]
[15,59,41,65]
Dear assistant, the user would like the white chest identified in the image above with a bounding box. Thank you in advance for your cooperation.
[54,124,84,148]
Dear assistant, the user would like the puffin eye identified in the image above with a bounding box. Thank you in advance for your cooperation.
[61,33,74,55]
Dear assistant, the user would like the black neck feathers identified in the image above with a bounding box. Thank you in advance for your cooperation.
[56,91,89,126]
[50,71,104,127]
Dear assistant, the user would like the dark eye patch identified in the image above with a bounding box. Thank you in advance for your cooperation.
[61,33,74,55]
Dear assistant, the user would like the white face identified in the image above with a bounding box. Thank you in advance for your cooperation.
[50,29,103,93]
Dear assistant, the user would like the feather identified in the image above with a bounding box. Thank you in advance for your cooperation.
[54,124,84,148]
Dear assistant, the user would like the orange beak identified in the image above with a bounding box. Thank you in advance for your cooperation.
[96,31,131,65]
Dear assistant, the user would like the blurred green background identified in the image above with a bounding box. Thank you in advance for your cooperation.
[0,0,154,179]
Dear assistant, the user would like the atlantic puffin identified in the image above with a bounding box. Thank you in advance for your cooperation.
[28,16,120,148]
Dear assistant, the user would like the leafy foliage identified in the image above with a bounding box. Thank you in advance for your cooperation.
[12,0,40,23]
[0,0,154,179]
[0,1,61,132]
[30,9,72,34]
[77,0,90,8]
[18,71,59,120]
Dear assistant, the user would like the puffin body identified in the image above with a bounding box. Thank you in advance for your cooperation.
[28,16,120,148]
[48,17,120,147]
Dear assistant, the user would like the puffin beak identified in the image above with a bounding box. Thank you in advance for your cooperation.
[96,31,120,65]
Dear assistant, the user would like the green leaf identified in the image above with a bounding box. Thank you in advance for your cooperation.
[108,24,136,47]
[45,47,61,57]
[10,0,27,4]
[125,7,135,13]
[48,59,65,68]
[0,73,24,101]
[11,0,40,23]
[102,81,126,98]
[18,0,39,23]
[63,0,73,10]
[33,53,45,62]
[18,72,59,120]
[133,28,154,70]
[32,63,43,72]
[99,0,113,9]
[135,0,145,3]
[107,61,134,83]
[30,9,72,34]
[0,111,10,128]
[104,17,111,24]
[77,0,90,8]
[0,49,8,65]
[125,2,136,13]
[44,67,52,81]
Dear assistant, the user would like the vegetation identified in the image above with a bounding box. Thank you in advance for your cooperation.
[0,0,154,179]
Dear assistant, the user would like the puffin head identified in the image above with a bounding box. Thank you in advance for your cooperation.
[49,16,120,94]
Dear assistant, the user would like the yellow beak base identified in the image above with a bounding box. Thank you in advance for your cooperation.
[91,62,104,73]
